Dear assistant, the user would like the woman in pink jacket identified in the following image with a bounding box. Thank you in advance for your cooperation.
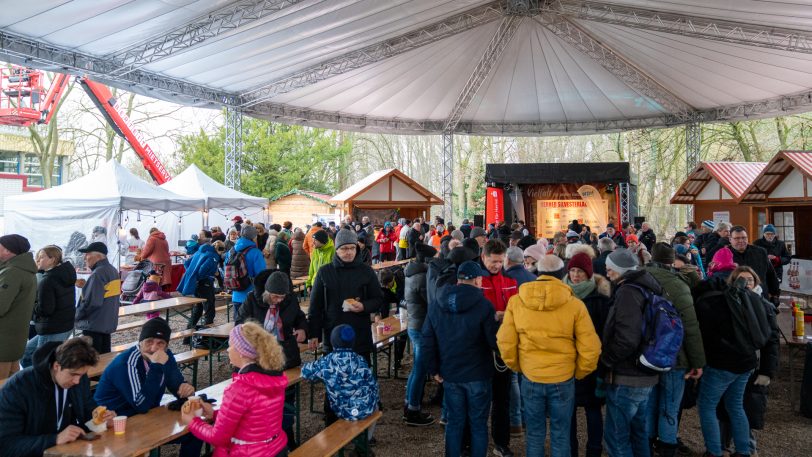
[182,322,288,456]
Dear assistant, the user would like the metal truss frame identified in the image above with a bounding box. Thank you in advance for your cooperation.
[224,106,243,190]
[108,0,307,76]
[442,132,454,221]
[535,14,693,119]
[0,29,237,106]
[546,0,812,54]
[685,121,701,221]
[619,182,631,227]
[241,1,504,107]
[445,15,522,131]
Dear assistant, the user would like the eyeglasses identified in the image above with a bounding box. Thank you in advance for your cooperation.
[731,236,748,241]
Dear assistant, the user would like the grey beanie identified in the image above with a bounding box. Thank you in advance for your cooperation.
[264,271,290,295]
[470,226,487,239]
[606,248,639,275]
[451,229,464,241]
[240,224,258,240]
[334,228,358,248]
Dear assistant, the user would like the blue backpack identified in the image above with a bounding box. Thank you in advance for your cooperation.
[627,283,684,373]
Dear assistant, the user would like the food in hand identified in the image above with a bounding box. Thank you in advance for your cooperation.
[91,406,107,425]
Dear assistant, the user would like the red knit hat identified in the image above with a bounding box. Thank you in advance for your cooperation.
[626,234,639,244]
[567,252,593,279]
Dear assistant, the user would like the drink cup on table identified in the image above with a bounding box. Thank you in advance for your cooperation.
[113,416,127,435]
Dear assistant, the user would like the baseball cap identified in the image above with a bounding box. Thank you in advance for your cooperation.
[457,261,489,280]
[78,241,108,255]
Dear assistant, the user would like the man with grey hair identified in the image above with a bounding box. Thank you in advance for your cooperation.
[75,242,121,354]
[593,237,616,278]
[601,249,663,456]
[504,246,536,287]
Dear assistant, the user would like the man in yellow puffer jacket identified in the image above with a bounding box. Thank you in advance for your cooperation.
[497,255,601,457]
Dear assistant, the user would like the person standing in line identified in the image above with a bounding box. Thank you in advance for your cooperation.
[74,242,120,355]
[224,225,266,321]
[0,234,37,378]
[138,228,172,289]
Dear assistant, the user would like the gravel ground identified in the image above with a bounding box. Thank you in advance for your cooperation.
[114,310,812,457]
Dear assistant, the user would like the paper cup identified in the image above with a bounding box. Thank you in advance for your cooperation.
[113,416,127,435]
[377,323,385,335]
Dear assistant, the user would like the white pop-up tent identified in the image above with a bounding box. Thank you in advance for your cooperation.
[5,160,204,267]
[160,164,268,233]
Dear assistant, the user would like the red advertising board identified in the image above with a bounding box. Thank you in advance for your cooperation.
[486,187,504,227]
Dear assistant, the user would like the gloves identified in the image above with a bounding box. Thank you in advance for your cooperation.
[595,377,606,399]
[754,375,771,387]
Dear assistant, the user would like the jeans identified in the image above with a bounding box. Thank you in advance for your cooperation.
[604,383,654,457]
[406,328,427,410]
[697,367,752,456]
[521,375,574,457]
[188,279,216,328]
[444,379,492,457]
[570,404,603,457]
[509,372,522,427]
[21,330,73,368]
[647,368,686,445]
[491,365,512,448]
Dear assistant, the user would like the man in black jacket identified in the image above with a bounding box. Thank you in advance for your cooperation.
[592,237,615,277]
[638,222,657,252]
[236,269,306,448]
[601,249,662,457]
[0,338,115,457]
[729,226,780,299]
[752,224,791,283]
[307,229,383,360]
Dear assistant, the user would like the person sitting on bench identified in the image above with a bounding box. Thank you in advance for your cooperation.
[0,337,116,457]
[94,318,202,457]
[182,322,289,457]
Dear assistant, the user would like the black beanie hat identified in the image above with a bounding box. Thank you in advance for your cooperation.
[313,230,329,245]
[265,271,290,295]
[462,238,480,253]
[139,317,171,343]
[651,242,676,265]
[415,243,438,262]
[0,234,30,256]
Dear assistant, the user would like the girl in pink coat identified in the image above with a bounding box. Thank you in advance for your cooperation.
[182,322,288,456]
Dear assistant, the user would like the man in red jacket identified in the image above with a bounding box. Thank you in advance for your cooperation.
[480,239,518,457]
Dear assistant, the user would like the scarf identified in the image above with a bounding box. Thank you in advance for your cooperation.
[263,305,285,341]
[565,276,596,300]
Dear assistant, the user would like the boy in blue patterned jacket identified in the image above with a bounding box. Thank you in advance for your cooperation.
[302,324,379,423]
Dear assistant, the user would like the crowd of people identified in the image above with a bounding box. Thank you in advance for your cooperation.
[0,212,792,457]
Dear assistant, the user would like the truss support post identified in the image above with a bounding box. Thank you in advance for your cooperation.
[619,182,631,228]
[442,132,454,222]
[686,121,701,221]
[224,106,243,190]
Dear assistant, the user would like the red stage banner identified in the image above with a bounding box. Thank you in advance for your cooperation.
[486,187,504,227]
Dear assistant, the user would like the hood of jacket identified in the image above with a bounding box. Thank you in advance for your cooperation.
[592,274,612,297]
[234,363,287,394]
[235,236,258,252]
[7,251,38,275]
[436,283,483,314]
[619,269,663,295]
[292,230,305,242]
[251,269,275,301]
[197,243,218,257]
[32,341,62,385]
[44,261,77,288]
[150,231,166,240]
[514,275,575,312]
[404,261,429,277]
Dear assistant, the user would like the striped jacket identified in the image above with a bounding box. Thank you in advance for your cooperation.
[301,348,379,421]
[94,346,185,416]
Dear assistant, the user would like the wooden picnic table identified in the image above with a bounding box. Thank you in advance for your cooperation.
[371,316,408,378]
[371,259,411,271]
[119,296,205,318]
[44,367,303,457]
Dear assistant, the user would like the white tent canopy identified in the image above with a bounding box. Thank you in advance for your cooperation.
[5,160,204,266]
[160,164,267,210]
[2,1,812,135]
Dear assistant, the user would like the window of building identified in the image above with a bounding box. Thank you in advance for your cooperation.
[0,152,19,174]
[22,154,61,187]
[772,211,795,255]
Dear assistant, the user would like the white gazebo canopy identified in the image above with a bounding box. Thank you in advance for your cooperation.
[160,164,267,210]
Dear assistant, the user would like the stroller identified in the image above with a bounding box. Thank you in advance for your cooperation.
[120,259,153,304]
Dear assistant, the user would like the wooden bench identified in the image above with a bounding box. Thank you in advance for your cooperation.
[111,327,202,353]
[290,410,382,457]
[174,348,210,386]
[115,318,148,332]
